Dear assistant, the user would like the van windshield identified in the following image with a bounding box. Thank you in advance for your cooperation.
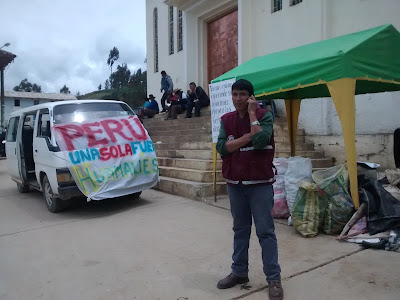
[53,102,134,124]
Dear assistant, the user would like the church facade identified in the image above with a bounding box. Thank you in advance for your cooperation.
[146,0,400,168]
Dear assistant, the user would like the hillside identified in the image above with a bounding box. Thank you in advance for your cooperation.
[78,89,145,110]
[78,90,114,100]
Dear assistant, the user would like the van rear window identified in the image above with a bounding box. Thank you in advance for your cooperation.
[53,102,134,124]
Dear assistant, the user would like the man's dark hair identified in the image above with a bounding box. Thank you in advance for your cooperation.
[189,82,196,87]
[161,70,166,75]
[232,79,254,96]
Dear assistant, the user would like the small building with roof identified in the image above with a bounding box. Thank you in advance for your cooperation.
[1,91,77,126]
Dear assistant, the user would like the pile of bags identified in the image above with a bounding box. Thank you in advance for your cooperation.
[292,165,355,237]
[272,157,313,220]
[271,157,355,237]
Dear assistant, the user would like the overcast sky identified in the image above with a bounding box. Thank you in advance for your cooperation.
[0,0,147,95]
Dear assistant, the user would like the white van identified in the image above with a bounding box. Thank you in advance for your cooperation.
[5,100,143,212]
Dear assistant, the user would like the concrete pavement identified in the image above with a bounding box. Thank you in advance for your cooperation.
[0,159,399,299]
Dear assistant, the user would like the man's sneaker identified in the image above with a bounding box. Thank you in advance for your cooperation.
[217,273,249,289]
[268,281,283,300]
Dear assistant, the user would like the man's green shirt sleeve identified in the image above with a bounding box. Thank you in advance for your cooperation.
[252,112,273,149]
[215,112,273,156]
[216,121,229,156]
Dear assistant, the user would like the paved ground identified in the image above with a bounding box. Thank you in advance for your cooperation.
[0,159,399,300]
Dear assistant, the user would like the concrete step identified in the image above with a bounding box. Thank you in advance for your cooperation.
[154,176,227,199]
[154,141,213,150]
[156,149,214,160]
[147,105,288,123]
[148,129,306,144]
[148,126,211,136]
[153,141,314,151]
[275,142,314,151]
[275,150,325,159]
[152,135,212,143]
[144,116,290,131]
[155,149,326,160]
[156,156,332,171]
[159,166,224,182]
[147,128,305,142]
[143,115,210,127]
[150,105,212,120]
[157,157,222,171]
[310,158,335,169]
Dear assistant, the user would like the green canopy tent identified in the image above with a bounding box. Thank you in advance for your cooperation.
[211,24,400,208]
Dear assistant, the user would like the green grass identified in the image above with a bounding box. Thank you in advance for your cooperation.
[78,90,114,100]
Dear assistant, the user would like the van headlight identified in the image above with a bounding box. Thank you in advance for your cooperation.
[56,169,74,183]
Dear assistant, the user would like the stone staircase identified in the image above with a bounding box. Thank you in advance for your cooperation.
[143,107,334,200]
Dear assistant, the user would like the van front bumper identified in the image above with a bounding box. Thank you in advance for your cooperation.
[58,185,84,200]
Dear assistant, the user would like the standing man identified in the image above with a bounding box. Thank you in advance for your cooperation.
[216,79,283,300]
[186,82,210,118]
[160,70,174,113]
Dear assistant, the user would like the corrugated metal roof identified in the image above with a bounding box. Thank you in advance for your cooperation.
[0,50,16,68]
[4,91,77,100]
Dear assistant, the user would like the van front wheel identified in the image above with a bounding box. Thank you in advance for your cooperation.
[42,175,64,213]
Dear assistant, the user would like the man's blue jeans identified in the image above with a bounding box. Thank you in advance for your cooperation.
[227,183,281,282]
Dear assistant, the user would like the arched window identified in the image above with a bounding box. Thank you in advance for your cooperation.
[169,6,174,55]
[154,7,159,73]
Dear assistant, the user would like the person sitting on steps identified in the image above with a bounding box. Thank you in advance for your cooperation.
[164,89,182,120]
[186,82,210,118]
[139,95,159,119]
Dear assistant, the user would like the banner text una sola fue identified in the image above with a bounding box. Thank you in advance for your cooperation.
[53,115,159,200]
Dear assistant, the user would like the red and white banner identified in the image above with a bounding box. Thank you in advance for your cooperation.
[53,115,159,200]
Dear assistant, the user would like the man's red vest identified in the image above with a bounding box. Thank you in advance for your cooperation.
[220,108,275,183]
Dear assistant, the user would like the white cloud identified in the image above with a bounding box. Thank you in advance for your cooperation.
[0,0,147,95]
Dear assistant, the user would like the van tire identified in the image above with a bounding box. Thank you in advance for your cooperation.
[17,183,30,193]
[42,175,64,213]
[132,191,142,199]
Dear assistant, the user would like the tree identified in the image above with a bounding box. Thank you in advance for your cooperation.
[32,83,42,93]
[104,79,110,90]
[98,84,102,91]
[75,91,81,98]
[13,78,42,92]
[107,47,119,75]
[109,63,131,89]
[60,85,71,94]
[104,68,147,109]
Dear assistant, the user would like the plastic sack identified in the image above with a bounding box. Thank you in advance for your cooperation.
[272,197,290,219]
[313,165,355,235]
[272,175,290,218]
[284,157,313,214]
[272,198,290,219]
[359,175,400,235]
[273,158,288,175]
[292,180,328,237]
[272,158,290,218]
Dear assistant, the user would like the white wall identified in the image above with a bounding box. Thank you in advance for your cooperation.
[2,98,51,126]
[239,0,400,134]
[239,0,400,168]
[240,0,324,62]
[146,0,186,107]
